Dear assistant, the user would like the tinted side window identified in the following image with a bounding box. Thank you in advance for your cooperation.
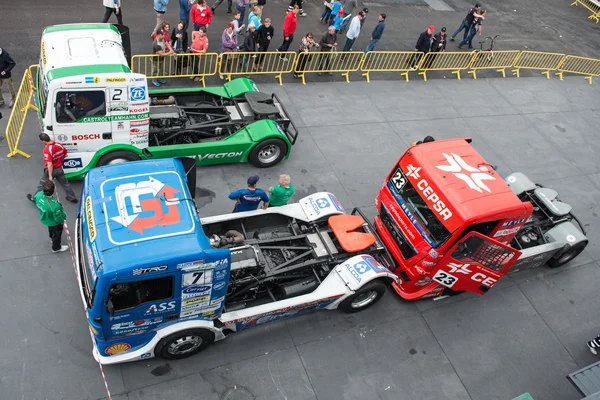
[109,276,174,313]
[55,90,106,123]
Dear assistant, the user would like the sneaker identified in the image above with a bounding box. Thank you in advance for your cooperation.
[219,74,224,79]
[457,45,464,49]
[450,37,455,42]
[211,7,215,13]
[226,9,232,14]
[293,73,299,78]
[26,193,34,203]
[589,341,599,355]
[299,11,307,17]
[52,245,69,253]
[159,78,166,84]
[152,80,161,87]
[8,100,14,108]
[67,198,79,204]
[189,76,195,80]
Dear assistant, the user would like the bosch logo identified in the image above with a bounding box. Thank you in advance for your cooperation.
[57,134,68,142]
[72,134,100,141]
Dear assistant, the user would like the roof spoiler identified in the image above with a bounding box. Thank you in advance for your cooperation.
[464,138,473,143]
[177,157,197,198]
[112,24,132,68]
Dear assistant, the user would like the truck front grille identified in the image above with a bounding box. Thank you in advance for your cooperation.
[380,204,418,260]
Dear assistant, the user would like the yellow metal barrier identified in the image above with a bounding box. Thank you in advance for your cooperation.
[511,51,565,79]
[361,51,423,82]
[131,53,219,87]
[294,51,364,84]
[571,0,600,23]
[417,52,476,81]
[5,65,38,158]
[556,55,600,84]
[219,52,296,86]
[467,50,521,79]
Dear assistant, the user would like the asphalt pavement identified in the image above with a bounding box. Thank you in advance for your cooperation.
[2,1,600,400]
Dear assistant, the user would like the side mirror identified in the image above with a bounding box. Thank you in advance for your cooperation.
[106,298,115,316]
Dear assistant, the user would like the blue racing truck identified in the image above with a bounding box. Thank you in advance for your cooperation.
[75,158,399,364]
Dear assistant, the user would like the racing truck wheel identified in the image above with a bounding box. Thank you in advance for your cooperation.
[155,329,215,360]
[547,241,588,268]
[248,138,288,168]
[338,280,387,313]
[97,150,140,167]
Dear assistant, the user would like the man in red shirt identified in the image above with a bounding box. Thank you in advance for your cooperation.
[190,27,210,81]
[27,133,78,204]
[277,5,299,53]
[191,0,213,31]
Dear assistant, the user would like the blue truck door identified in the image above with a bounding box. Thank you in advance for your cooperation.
[102,272,181,340]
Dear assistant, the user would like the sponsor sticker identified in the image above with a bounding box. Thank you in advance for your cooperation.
[85,76,101,84]
[132,265,168,275]
[130,119,150,126]
[106,77,127,83]
[105,343,131,356]
[130,108,149,113]
[63,158,82,169]
[72,134,100,141]
[85,196,96,242]
[130,86,146,101]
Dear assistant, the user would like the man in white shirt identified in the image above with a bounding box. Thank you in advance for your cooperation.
[342,12,363,51]
[101,0,123,25]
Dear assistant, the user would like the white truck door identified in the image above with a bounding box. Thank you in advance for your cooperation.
[52,88,112,152]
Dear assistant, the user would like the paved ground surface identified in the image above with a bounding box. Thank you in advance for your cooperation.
[2,1,600,400]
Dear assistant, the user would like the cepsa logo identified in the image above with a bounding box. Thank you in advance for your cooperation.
[416,179,453,221]
[72,134,100,141]
[130,108,149,113]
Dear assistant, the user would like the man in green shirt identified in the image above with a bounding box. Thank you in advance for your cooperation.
[34,181,69,253]
[268,174,295,207]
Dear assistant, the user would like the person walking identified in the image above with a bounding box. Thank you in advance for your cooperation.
[236,0,250,26]
[320,0,333,24]
[317,25,336,75]
[229,175,269,212]
[153,0,170,36]
[412,25,434,68]
[449,3,483,42]
[294,32,318,78]
[288,0,307,17]
[212,0,233,15]
[328,0,342,25]
[191,0,213,31]
[459,8,485,49]
[268,174,295,207]
[365,13,385,52]
[339,0,358,32]
[221,22,238,78]
[27,133,78,204]
[342,12,362,52]
[151,30,174,86]
[34,181,69,253]
[179,0,195,31]
[255,17,274,69]
[102,0,123,25]
[277,5,299,54]
[0,47,16,108]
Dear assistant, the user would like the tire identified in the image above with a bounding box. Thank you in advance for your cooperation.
[155,328,215,360]
[338,280,387,313]
[248,138,288,168]
[97,150,140,167]
[547,241,588,268]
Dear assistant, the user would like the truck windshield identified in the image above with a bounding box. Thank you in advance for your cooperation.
[78,220,96,308]
[388,167,451,248]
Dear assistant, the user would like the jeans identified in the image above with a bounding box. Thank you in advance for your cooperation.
[212,0,233,11]
[339,14,351,32]
[36,168,77,201]
[193,55,208,74]
[193,24,207,31]
[152,57,165,78]
[321,7,332,21]
[342,37,355,51]
[366,39,379,52]
[318,51,332,70]
[255,44,270,65]
[236,3,246,25]
[48,224,65,252]
[459,25,476,47]
[451,19,469,41]
[278,33,294,51]
[102,6,123,25]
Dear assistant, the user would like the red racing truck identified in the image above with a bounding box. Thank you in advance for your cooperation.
[375,138,588,300]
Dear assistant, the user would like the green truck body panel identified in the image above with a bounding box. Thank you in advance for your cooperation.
[47,64,132,81]
[43,23,120,34]
[149,77,257,98]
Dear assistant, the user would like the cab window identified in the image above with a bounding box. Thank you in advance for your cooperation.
[108,276,174,313]
[55,90,106,123]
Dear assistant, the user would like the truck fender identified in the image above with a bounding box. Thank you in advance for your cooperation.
[505,172,537,196]
[299,192,346,221]
[545,221,588,247]
[334,254,398,293]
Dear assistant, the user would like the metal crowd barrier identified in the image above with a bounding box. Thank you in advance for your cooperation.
[361,51,423,82]
[417,52,476,81]
[219,51,296,86]
[571,0,600,23]
[131,53,219,87]
[512,51,566,79]
[4,65,38,158]
[467,50,521,79]
[294,51,364,84]
[556,55,600,84]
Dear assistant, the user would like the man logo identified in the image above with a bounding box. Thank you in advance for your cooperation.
[406,164,421,179]
[436,153,496,193]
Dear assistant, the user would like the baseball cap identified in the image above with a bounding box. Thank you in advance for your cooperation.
[247,175,260,185]
[441,27,446,32]
[475,3,481,7]
[428,25,435,31]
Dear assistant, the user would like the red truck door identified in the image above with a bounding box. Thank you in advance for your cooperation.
[429,232,522,295]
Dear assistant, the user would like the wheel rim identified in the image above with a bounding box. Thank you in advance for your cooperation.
[556,247,579,265]
[167,335,203,355]
[107,158,128,165]
[257,144,281,165]
[351,290,378,309]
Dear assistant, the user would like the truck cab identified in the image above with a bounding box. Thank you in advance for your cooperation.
[375,138,588,300]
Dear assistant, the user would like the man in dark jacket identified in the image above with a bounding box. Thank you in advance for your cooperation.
[318,25,337,75]
[412,25,434,68]
[255,18,274,69]
[366,13,385,52]
[239,23,257,72]
[0,47,17,108]
[431,27,447,53]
